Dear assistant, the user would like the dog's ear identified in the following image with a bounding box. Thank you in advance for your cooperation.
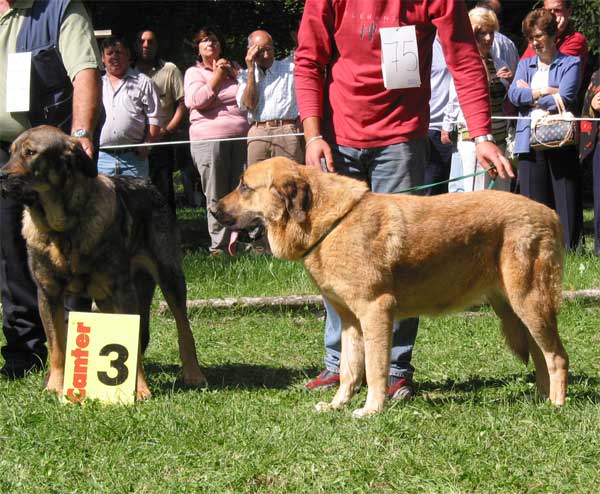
[67,137,98,178]
[276,177,312,223]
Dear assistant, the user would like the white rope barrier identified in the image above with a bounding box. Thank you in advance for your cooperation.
[99,115,600,151]
[100,132,305,150]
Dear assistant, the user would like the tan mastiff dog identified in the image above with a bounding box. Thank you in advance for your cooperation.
[214,157,568,417]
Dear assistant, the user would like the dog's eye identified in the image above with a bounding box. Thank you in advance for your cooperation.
[239,181,251,194]
[25,148,36,157]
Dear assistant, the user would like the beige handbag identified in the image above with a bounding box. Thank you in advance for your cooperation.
[530,93,577,150]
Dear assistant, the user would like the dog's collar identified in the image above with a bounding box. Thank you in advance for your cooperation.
[301,204,356,259]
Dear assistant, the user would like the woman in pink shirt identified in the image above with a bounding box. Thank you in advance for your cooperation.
[184,26,249,255]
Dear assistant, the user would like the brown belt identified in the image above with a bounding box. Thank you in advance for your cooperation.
[253,119,297,128]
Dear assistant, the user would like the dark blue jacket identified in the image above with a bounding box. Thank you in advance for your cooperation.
[16,0,73,132]
[507,53,580,154]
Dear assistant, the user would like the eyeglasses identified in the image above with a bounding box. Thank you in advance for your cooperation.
[256,46,274,55]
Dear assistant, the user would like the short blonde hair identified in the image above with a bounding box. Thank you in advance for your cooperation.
[469,6,499,32]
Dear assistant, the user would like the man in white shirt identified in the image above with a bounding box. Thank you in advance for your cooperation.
[237,30,303,165]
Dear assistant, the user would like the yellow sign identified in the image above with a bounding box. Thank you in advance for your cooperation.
[62,312,140,405]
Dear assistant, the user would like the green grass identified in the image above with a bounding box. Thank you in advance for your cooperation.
[1,244,600,493]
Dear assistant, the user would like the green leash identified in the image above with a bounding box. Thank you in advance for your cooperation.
[398,167,497,194]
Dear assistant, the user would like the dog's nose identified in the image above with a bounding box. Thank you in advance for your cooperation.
[210,205,233,226]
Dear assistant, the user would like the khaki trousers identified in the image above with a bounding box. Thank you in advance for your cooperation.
[247,123,304,166]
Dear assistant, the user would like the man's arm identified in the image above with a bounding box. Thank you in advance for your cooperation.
[294,0,335,171]
[71,68,102,158]
[162,100,186,138]
[240,44,260,110]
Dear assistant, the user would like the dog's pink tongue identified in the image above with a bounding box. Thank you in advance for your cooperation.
[228,231,239,256]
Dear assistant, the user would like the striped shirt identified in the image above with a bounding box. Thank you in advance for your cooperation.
[486,56,508,143]
[236,57,298,123]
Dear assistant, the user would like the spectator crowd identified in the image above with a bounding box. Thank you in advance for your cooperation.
[1,0,599,401]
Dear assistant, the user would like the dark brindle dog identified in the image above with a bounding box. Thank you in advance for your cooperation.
[0,125,206,398]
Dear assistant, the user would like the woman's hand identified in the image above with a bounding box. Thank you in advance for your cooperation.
[213,58,233,82]
[496,66,513,82]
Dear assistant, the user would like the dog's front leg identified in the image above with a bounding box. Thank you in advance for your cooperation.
[316,311,364,413]
[37,292,66,395]
[352,301,394,418]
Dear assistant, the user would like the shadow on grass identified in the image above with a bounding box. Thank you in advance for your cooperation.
[141,362,600,404]
[416,371,600,405]
[145,362,321,394]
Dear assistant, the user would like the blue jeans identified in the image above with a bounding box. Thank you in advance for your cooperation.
[97,150,149,177]
[322,139,428,379]
[425,130,452,195]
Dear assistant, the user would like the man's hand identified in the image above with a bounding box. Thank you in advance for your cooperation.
[305,138,334,172]
[77,137,94,159]
[476,141,514,179]
[440,130,453,145]
[516,79,530,89]
[245,44,259,70]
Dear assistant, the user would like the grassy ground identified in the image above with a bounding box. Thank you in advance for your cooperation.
[1,243,600,493]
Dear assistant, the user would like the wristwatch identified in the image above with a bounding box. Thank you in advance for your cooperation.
[473,134,495,144]
[71,129,91,139]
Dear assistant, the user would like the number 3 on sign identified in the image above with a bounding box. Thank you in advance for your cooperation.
[380,25,422,90]
[62,312,140,405]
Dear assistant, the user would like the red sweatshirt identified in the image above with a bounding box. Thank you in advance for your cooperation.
[294,0,491,148]
[521,26,588,75]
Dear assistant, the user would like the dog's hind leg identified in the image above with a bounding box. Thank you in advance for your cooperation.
[510,298,567,405]
[316,306,364,413]
[156,263,206,388]
[488,292,550,398]
[133,269,156,353]
[501,260,568,406]
[488,293,530,364]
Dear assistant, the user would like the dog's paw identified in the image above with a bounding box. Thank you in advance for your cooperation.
[183,371,208,389]
[315,401,336,412]
[352,407,379,418]
[44,372,64,395]
[136,386,152,401]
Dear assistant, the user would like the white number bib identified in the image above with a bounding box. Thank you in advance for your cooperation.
[380,26,421,90]
[6,52,32,112]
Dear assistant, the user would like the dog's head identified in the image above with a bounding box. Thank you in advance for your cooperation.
[212,158,312,254]
[0,125,97,204]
